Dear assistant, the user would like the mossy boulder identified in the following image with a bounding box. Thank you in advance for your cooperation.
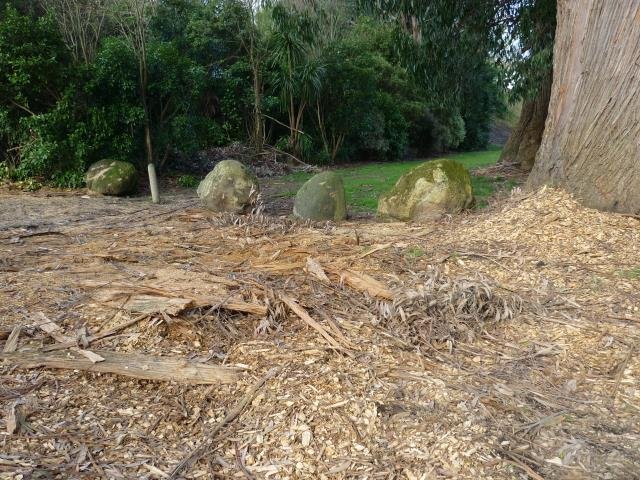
[85,159,137,196]
[293,171,346,221]
[197,159,259,213]
[378,159,473,221]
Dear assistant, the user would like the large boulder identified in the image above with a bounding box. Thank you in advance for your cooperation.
[293,171,347,221]
[85,159,137,196]
[197,159,259,213]
[378,159,473,221]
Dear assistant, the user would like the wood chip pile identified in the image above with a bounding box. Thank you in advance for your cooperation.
[1,187,638,479]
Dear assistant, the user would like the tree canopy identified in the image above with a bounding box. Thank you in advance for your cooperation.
[0,0,518,187]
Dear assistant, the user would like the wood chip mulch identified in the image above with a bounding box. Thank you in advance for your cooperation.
[0,186,639,479]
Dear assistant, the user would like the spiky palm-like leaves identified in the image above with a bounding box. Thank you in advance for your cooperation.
[268,2,325,157]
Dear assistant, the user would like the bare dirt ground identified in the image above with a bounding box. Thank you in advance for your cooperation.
[1,186,639,479]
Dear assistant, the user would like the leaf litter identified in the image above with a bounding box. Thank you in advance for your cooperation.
[0,186,639,479]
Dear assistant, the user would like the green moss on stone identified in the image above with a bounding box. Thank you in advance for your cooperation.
[378,159,473,221]
[85,159,137,196]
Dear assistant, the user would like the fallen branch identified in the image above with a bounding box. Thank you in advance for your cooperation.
[88,283,268,316]
[7,230,64,242]
[357,243,392,259]
[169,367,279,478]
[43,313,148,352]
[0,349,241,384]
[280,294,347,352]
[35,313,104,363]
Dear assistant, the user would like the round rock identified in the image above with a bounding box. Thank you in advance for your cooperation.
[197,159,259,213]
[293,171,346,221]
[85,159,137,196]
[377,159,473,221]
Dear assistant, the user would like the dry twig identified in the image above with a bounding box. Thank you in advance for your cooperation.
[169,367,279,478]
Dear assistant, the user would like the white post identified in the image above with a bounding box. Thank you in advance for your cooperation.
[148,163,160,204]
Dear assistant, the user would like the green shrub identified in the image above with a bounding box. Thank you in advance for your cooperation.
[0,161,10,180]
[177,174,200,188]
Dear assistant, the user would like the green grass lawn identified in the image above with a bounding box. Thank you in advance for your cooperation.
[274,146,517,212]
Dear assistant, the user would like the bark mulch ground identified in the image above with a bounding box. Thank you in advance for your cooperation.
[1,186,638,479]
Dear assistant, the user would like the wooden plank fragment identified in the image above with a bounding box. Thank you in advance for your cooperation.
[124,295,193,315]
[35,314,105,363]
[0,349,241,384]
[339,270,394,300]
[6,401,20,435]
[215,300,267,316]
[187,297,268,316]
[305,257,330,283]
[2,326,21,353]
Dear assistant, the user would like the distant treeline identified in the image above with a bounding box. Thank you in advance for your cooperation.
[0,0,505,187]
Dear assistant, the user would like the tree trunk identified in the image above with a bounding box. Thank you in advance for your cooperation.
[528,1,640,214]
[499,71,551,171]
[251,63,264,151]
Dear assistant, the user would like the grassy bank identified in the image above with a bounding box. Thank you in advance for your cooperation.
[272,146,516,212]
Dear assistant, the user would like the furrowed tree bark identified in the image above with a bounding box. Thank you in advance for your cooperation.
[499,71,551,171]
[528,1,640,214]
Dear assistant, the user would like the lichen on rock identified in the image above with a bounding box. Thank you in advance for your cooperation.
[378,159,473,221]
[197,159,259,213]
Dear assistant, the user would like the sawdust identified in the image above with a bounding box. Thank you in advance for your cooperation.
[1,186,639,479]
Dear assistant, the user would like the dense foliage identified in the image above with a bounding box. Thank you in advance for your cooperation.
[0,0,509,187]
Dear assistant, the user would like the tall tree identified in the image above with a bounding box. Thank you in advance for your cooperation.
[498,0,555,171]
[267,2,324,157]
[43,0,112,65]
[110,0,160,203]
[528,1,640,214]
[238,0,267,152]
[499,71,551,170]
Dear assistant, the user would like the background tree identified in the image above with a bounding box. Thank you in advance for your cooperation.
[110,0,160,203]
[42,0,112,65]
[267,2,324,157]
[238,0,267,151]
[498,0,556,170]
[0,4,71,180]
[360,0,505,153]
[0,0,512,187]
